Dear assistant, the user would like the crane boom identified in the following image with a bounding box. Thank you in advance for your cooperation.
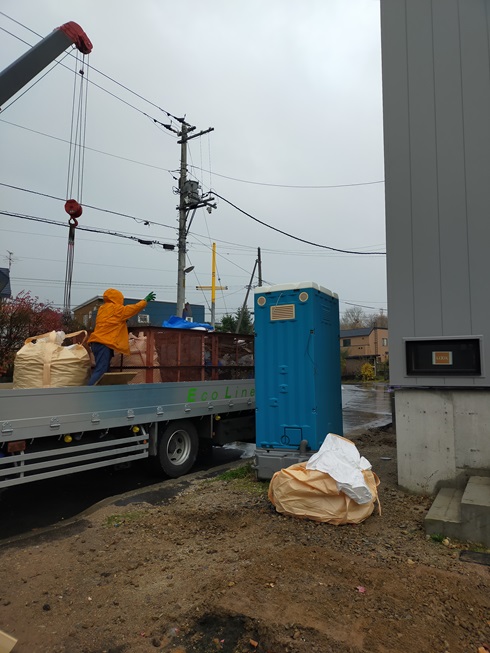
[0,21,92,107]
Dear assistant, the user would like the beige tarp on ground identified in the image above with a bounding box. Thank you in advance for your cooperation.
[13,330,90,389]
[268,462,380,525]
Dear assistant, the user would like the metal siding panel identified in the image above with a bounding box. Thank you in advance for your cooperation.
[381,0,489,387]
[460,0,490,384]
[406,0,443,337]
[432,0,472,337]
[381,0,416,385]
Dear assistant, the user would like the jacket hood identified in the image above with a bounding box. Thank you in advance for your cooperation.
[103,288,124,305]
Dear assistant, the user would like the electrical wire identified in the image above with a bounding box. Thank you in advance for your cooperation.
[0,182,178,232]
[185,253,211,312]
[0,210,176,249]
[0,42,71,111]
[0,119,176,172]
[189,164,385,190]
[2,15,386,206]
[1,125,387,255]
[0,10,184,123]
[212,191,386,255]
[0,14,183,132]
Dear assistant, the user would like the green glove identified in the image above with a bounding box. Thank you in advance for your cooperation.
[144,292,156,302]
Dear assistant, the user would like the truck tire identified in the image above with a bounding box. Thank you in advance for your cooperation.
[155,420,198,478]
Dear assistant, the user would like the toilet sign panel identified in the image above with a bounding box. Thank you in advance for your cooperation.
[432,351,453,365]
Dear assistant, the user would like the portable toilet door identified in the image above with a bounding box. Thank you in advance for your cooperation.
[253,281,343,479]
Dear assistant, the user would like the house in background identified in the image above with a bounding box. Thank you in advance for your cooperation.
[73,296,205,330]
[0,268,11,300]
[340,326,389,378]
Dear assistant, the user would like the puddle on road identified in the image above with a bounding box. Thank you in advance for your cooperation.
[227,383,393,458]
[342,383,392,432]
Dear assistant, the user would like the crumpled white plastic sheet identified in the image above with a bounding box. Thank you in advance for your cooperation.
[306,433,373,504]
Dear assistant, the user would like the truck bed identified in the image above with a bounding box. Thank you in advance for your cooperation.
[0,379,255,489]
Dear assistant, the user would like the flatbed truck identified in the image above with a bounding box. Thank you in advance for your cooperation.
[0,327,255,489]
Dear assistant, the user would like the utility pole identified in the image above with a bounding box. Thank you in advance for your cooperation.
[176,123,191,319]
[196,242,227,328]
[257,247,262,286]
[236,257,258,333]
[174,122,216,317]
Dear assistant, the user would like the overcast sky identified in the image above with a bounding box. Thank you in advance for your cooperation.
[0,0,385,323]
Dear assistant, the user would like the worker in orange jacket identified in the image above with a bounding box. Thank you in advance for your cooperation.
[87,288,156,385]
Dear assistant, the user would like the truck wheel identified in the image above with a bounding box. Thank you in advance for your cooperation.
[156,420,198,478]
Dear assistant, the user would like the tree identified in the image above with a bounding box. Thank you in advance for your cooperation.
[0,292,82,377]
[360,362,375,382]
[216,306,254,334]
[367,311,388,328]
[340,347,349,375]
[340,306,367,330]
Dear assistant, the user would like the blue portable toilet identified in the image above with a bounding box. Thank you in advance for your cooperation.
[253,281,343,479]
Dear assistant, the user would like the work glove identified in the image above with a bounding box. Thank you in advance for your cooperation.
[144,292,156,302]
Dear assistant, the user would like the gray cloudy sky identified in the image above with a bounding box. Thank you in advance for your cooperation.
[0,0,385,323]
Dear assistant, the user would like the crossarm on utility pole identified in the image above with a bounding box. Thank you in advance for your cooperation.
[0,21,92,107]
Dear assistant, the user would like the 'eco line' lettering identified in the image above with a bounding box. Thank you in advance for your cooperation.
[187,386,255,403]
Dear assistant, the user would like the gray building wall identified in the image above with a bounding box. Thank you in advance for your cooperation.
[381,0,490,387]
[381,0,490,491]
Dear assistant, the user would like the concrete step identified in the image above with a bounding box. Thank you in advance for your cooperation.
[425,477,490,547]
[461,476,490,547]
[425,487,463,541]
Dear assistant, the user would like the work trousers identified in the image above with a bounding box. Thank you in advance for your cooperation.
[88,342,114,386]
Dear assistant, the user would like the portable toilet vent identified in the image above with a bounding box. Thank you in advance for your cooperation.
[253,281,343,480]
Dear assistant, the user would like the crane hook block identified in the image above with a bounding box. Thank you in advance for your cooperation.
[58,22,93,55]
[65,199,83,219]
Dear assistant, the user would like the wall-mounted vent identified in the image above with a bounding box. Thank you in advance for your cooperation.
[270,304,295,321]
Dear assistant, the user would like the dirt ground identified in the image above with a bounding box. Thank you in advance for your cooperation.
[1,425,489,653]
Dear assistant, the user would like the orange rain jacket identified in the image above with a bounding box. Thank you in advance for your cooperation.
[87,288,147,356]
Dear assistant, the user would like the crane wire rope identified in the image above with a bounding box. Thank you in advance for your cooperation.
[63,52,90,317]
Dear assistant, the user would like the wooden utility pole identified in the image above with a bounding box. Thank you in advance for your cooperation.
[196,242,227,328]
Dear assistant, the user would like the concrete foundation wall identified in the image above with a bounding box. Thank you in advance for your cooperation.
[396,389,490,493]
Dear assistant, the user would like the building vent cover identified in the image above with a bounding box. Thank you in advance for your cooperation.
[270,304,295,321]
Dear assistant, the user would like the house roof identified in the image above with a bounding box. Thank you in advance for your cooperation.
[73,296,204,311]
[340,326,388,338]
[0,268,11,298]
[340,327,372,338]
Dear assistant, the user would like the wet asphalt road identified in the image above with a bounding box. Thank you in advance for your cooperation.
[0,384,392,540]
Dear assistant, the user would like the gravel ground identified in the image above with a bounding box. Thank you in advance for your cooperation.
[0,424,489,653]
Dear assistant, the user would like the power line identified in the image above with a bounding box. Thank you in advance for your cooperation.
[3,119,386,206]
[0,210,176,249]
[4,180,369,257]
[342,301,387,311]
[0,12,185,126]
[0,33,71,112]
[212,191,386,255]
[0,182,178,232]
[0,119,174,172]
[1,124,387,255]
[189,164,385,190]
[0,23,177,138]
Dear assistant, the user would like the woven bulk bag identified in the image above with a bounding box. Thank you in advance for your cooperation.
[109,333,162,383]
[13,330,90,389]
[268,462,380,525]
